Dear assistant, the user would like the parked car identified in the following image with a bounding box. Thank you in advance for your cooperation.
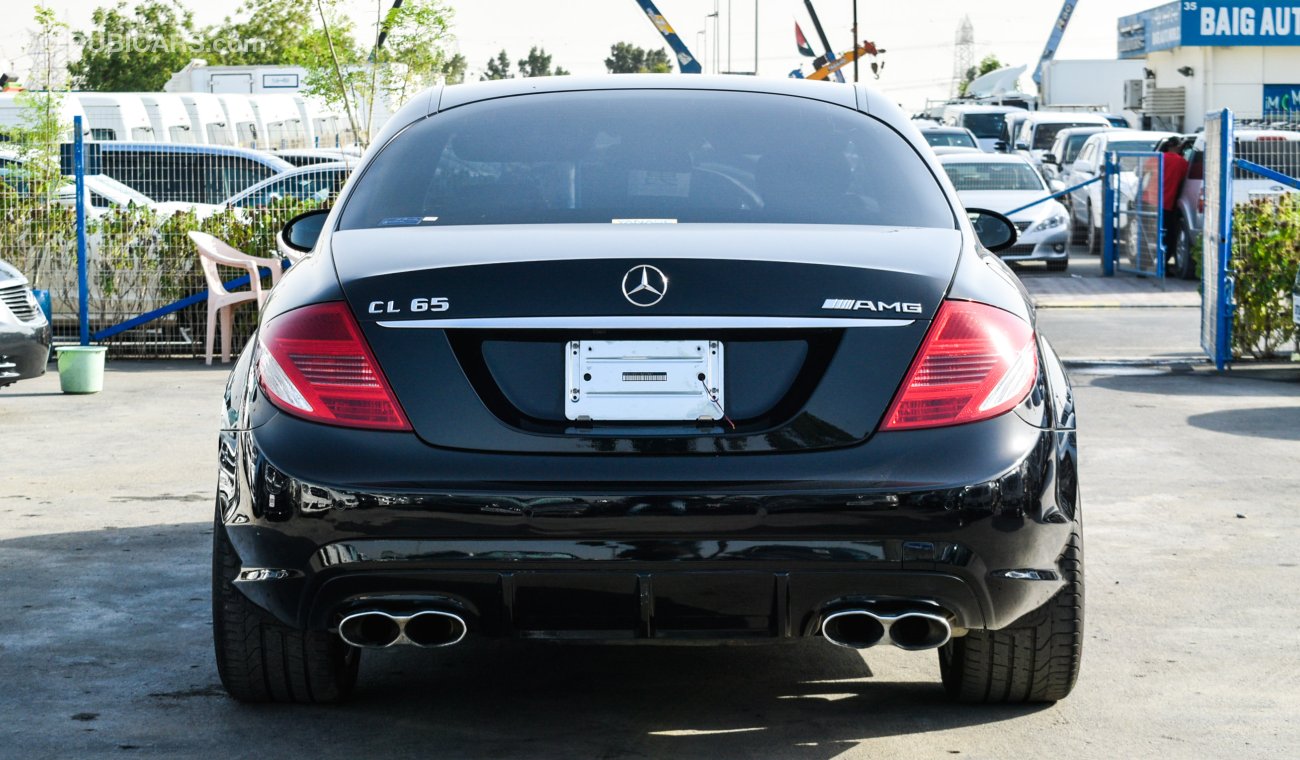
[0,258,51,388]
[1176,129,1300,278]
[95,142,292,205]
[272,149,362,168]
[1012,112,1112,166]
[1061,130,1180,255]
[940,152,1071,271]
[1041,126,1109,182]
[996,111,1031,153]
[212,76,1083,706]
[940,104,1026,152]
[918,125,982,153]
[222,163,352,208]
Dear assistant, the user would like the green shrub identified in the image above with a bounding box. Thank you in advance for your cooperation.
[1230,193,1300,359]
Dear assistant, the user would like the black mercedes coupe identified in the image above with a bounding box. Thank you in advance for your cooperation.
[213,76,1082,705]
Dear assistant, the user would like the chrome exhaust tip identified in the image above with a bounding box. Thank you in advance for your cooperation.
[821,610,887,649]
[339,611,403,649]
[403,611,468,648]
[337,610,468,649]
[821,607,953,651]
[886,612,952,651]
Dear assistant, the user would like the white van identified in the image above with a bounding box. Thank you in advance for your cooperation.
[941,104,1026,153]
[1012,112,1111,165]
[137,93,197,144]
[76,93,158,142]
[0,92,91,142]
[178,93,236,146]
[248,94,307,150]
[216,94,260,149]
[292,95,346,149]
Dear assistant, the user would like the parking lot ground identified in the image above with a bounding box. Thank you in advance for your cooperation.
[2,353,1299,759]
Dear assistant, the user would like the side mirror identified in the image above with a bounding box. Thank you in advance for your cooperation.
[1015,142,1030,151]
[1042,153,1058,166]
[994,140,1008,152]
[1049,179,1066,193]
[965,208,1018,253]
[279,208,330,255]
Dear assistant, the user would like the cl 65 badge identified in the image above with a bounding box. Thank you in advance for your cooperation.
[368,297,450,314]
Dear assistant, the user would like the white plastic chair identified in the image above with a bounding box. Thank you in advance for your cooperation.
[189,231,283,365]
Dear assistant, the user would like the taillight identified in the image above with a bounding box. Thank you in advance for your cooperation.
[882,300,1037,430]
[257,302,411,431]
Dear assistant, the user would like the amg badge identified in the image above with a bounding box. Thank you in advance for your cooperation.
[821,298,923,314]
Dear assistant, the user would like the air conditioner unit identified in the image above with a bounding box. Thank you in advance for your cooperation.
[1124,80,1144,110]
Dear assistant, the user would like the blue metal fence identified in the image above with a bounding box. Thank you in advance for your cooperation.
[1103,151,1164,278]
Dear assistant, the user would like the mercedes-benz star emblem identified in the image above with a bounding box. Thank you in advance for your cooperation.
[621,265,668,307]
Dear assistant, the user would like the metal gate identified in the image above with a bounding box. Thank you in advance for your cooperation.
[1201,109,1234,371]
[1103,151,1164,278]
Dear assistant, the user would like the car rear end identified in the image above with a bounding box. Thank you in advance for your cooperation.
[214,78,1082,705]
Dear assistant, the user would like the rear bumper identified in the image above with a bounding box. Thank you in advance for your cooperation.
[218,404,1080,641]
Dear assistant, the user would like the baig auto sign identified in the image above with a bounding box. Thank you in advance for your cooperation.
[1181,1,1300,45]
[1120,2,1300,57]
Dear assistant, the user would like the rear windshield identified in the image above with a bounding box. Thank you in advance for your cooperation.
[942,161,1045,191]
[1109,139,1162,153]
[961,113,1006,139]
[339,90,953,230]
[1032,122,1101,151]
[925,130,977,148]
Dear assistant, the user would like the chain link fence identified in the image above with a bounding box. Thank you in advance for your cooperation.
[1,94,347,359]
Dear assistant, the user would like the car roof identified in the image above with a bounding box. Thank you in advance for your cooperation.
[96,141,293,169]
[1021,111,1111,124]
[920,125,971,133]
[937,153,1035,165]
[943,104,1026,114]
[436,74,862,113]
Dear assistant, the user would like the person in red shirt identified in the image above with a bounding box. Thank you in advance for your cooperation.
[1159,138,1190,263]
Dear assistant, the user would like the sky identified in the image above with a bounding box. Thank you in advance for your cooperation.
[1,0,1165,111]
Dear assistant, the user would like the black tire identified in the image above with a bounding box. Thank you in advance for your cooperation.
[1170,223,1196,280]
[1046,258,1069,273]
[938,531,1083,704]
[1085,203,1100,255]
[212,509,359,703]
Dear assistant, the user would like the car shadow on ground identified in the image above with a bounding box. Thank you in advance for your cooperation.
[1083,368,1300,398]
[0,523,1050,758]
[1186,406,1300,441]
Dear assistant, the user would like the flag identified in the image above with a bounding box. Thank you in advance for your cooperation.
[795,22,815,57]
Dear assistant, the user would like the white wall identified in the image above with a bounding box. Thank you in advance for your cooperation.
[1147,45,1300,129]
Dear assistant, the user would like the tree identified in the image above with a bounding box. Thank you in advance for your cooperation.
[440,53,467,85]
[959,54,1004,96]
[482,49,512,80]
[68,0,197,91]
[516,46,568,78]
[302,0,455,147]
[605,42,672,74]
[201,0,349,67]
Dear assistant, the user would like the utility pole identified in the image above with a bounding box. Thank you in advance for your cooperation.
[852,0,858,83]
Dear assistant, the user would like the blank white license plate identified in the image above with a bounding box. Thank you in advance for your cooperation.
[565,340,724,421]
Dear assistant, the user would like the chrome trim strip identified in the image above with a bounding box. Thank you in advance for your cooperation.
[376,316,915,330]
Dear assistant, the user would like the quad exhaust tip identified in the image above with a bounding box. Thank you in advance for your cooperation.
[822,608,952,651]
[338,610,468,649]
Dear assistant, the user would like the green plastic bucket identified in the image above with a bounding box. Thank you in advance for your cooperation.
[56,346,108,394]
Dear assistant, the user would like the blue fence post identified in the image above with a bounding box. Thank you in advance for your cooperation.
[1216,110,1235,371]
[1102,151,1115,276]
[74,115,89,347]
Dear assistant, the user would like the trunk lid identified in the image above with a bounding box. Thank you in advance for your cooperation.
[332,224,961,453]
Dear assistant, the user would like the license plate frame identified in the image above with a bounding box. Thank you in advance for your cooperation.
[565,340,724,422]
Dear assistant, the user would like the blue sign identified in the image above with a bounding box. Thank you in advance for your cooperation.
[1182,1,1300,46]
[1264,83,1300,113]
[1122,1,1300,56]
[1118,2,1181,58]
